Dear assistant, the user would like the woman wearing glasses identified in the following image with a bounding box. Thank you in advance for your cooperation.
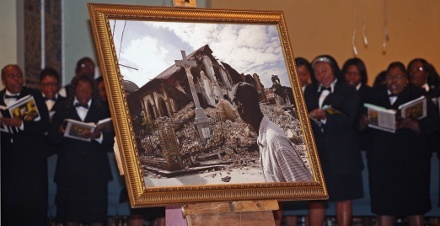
[362,61,440,226]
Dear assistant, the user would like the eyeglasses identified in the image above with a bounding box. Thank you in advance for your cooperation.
[385,75,406,81]
[5,73,23,79]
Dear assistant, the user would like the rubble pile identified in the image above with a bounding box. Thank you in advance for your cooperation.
[139,100,310,177]
[172,102,195,123]
[260,103,304,145]
[139,102,259,171]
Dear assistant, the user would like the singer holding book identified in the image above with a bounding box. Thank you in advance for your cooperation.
[0,64,50,226]
[303,55,364,226]
[360,62,440,226]
[49,74,114,226]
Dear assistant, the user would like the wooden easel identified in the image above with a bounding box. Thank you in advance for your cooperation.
[169,1,279,225]
[182,200,279,226]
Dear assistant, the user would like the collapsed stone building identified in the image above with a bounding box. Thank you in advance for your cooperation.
[124,44,304,177]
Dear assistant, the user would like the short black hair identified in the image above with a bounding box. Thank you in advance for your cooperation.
[373,70,387,88]
[1,64,21,80]
[407,58,440,87]
[387,62,406,75]
[39,67,60,83]
[407,58,430,74]
[232,82,260,109]
[66,73,101,109]
[295,57,313,75]
[341,57,368,85]
[295,57,316,84]
[75,57,95,70]
[75,57,96,79]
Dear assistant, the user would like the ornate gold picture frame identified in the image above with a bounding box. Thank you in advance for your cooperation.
[88,3,327,207]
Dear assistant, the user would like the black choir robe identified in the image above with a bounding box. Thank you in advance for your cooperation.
[1,87,50,226]
[48,98,114,222]
[304,80,364,201]
[304,80,364,176]
[366,84,440,215]
[356,84,373,152]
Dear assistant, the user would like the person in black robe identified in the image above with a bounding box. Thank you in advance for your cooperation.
[1,64,50,226]
[49,74,114,226]
[304,55,364,226]
[361,62,440,226]
[341,57,373,152]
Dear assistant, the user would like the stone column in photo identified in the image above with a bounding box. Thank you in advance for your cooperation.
[175,51,211,144]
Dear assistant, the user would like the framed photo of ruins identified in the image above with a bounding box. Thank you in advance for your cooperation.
[88,3,327,207]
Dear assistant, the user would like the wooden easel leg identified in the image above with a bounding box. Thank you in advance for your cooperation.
[182,200,279,226]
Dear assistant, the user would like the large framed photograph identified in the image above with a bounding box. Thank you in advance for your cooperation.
[88,3,326,207]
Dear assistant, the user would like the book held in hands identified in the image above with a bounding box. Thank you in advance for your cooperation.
[364,96,427,133]
[322,105,343,115]
[308,105,343,126]
[63,117,112,141]
[398,96,427,120]
[0,95,41,121]
[0,95,41,133]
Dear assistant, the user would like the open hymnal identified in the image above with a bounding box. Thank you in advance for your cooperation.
[322,105,343,115]
[0,95,41,121]
[0,95,41,133]
[308,105,343,126]
[63,117,112,141]
[364,96,427,133]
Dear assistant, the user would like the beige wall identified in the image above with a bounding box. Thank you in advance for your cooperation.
[209,0,440,86]
[1,1,439,87]
[0,0,22,90]
[0,1,17,68]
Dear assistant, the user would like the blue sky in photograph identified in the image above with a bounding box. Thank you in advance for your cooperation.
[110,20,290,88]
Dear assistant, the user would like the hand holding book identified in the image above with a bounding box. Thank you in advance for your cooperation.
[309,108,326,120]
[62,117,112,141]
[322,105,343,115]
[364,96,426,133]
[83,129,102,139]
[2,95,41,121]
[308,105,343,126]
[0,95,40,132]
[0,117,23,128]
[395,117,421,133]
[59,123,101,140]
[308,108,326,126]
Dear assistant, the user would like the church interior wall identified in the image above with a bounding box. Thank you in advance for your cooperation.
[4,0,438,87]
